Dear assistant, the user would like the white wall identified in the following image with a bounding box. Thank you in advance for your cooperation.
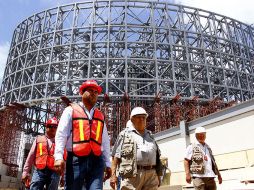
[155,99,254,189]
[189,111,254,155]
[159,135,187,172]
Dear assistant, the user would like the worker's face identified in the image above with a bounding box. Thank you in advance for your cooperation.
[196,132,206,144]
[131,114,147,131]
[46,125,57,138]
[82,87,99,106]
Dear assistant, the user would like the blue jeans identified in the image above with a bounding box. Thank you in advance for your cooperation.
[117,176,121,190]
[65,152,105,190]
[30,168,60,190]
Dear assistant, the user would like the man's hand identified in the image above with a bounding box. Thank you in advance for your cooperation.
[184,159,192,184]
[21,174,31,188]
[218,174,222,184]
[60,175,65,187]
[54,159,65,175]
[104,167,112,182]
[157,175,161,187]
[186,173,192,184]
[110,174,118,190]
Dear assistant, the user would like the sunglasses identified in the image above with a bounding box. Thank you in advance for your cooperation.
[47,125,57,129]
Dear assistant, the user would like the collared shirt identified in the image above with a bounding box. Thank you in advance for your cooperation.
[185,141,216,178]
[22,135,54,178]
[54,102,111,167]
[114,121,157,166]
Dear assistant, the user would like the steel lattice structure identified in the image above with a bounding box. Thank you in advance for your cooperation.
[1,0,254,105]
[1,0,254,176]
[1,0,254,134]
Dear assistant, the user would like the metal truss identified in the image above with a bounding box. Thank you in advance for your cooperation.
[1,0,254,106]
[2,0,254,177]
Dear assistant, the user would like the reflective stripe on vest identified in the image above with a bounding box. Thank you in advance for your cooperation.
[96,121,101,141]
[79,120,85,141]
[35,135,55,171]
[71,103,104,157]
[39,143,43,156]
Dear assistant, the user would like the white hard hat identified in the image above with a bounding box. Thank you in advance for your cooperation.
[195,127,206,134]
[130,107,148,119]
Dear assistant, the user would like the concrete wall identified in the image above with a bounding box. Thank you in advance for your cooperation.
[155,99,254,190]
[0,159,19,189]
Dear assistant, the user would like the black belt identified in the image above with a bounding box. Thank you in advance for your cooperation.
[192,177,215,179]
[137,165,156,170]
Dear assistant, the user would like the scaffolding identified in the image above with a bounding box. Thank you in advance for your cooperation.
[0,94,236,177]
[0,0,252,178]
[0,104,26,177]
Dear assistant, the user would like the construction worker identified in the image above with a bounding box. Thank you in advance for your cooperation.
[54,80,112,190]
[22,117,62,190]
[184,127,222,190]
[110,107,163,190]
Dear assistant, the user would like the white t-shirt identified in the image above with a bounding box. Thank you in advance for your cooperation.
[185,142,216,178]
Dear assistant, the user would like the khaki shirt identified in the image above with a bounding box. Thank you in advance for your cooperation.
[114,123,157,166]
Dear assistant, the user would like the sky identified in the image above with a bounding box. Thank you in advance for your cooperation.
[0,0,253,84]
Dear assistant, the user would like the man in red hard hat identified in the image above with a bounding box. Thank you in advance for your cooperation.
[54,80,112,190]
[22,117,63,190]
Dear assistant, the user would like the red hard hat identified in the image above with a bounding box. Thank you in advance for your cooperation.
[46,117,59,127]
[79,80,102,95]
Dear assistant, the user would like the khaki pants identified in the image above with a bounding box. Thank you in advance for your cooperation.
[121,169,159,190]
[193,177,216,190]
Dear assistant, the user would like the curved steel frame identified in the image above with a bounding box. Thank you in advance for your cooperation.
[1,0,254,105]
[2,0,254,179]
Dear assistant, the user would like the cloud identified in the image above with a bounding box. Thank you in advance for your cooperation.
[175,0,254,25]
[0,42,10,84]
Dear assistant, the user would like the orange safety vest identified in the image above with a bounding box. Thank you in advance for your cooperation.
[35,135,55,171]
[71,103,104,157]
[35,136,67,171]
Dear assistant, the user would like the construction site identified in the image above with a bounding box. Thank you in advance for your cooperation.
[0,0,254,189]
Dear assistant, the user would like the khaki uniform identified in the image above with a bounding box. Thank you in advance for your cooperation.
[114,121,161,190]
